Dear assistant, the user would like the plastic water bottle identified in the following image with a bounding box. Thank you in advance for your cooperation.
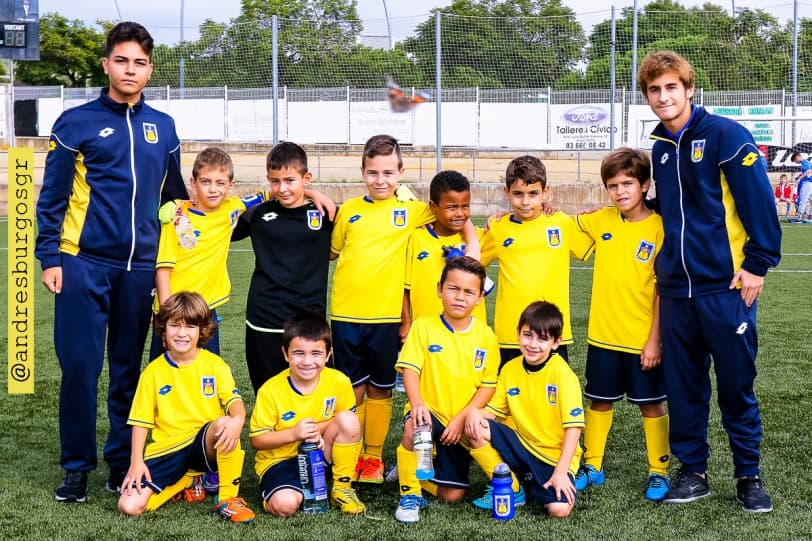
[413,422,434,481]
[297,441,330,514]
[492,462,515,520]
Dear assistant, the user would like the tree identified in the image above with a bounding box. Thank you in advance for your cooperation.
[14,14,106,87]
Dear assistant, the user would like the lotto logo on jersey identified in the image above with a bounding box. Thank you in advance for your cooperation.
[201,376,216,398]
[393,208,407,228]
[158,384,172,396]
[547,384,558,405]
[307,209,323,230]
[473,348,486,370]
[691,139,706,163]
[323,396,336,418]
[547,228,561,248]
[143,123,159,144]
[417,251,429,260]
[281,411,296,422]
[635,240,655,262]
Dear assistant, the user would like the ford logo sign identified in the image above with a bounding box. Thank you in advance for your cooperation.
[563,106,607,125]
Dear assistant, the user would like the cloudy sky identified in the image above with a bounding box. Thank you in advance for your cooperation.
[39,0,799,45]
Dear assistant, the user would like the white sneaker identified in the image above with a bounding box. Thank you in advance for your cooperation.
[395,494,428,523]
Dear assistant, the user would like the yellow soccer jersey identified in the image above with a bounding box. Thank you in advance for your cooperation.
[250,367,355,477]
[576,207,664,353]
[405,224,487,323]
[128,349,242,460]
[396,314,499,426]
[330,196,434,323]
[154,196,247,312]
[481,212,594,347]
[486,353,584,474]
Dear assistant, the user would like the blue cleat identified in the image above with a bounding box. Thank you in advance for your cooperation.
[472,485,526,510]
[574,464,605,492]
[645,473,670,501]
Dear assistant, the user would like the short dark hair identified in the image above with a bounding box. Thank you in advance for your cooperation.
[517,301,563,341]
[505,155,546,189]
[429,170,470,204]
[600,147,651,190]
[439,256,486,293]
[362,134,403,170]
[282,312,332,353]
[192,147,234,180]
[154,291,216,347]
[791,151,805,161]
[267,141,309,175]
[105,21,154,59]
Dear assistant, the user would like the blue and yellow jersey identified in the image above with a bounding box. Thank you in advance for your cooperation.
[486,353,584,474]
[396,314,498,426]
[128,349,242,460]
[405,224,487,323]
[330,196,434,323]
[250,367,355,477]
[575,207,663,353]
[481,212,594,347]
[153,195,262,312]
[35,88,187,272]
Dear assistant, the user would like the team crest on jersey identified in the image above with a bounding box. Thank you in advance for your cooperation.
[547,384,558,405]
[307,209,323,230]
[547,228,561,248]
[143,123,159,144]
[473,348,486,370]
[323,397,336,418]
[691,139,706,163]
[636,240,655,262]
[201,376,216,398]
[393,208,407,228]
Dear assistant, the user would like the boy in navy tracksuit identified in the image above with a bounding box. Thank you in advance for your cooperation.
[35,22,188,502]
[638,51,781,513]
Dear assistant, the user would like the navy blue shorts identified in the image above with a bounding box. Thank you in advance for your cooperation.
[488,420,574,505]
[141,424,214,493]
[258,457,333,502]
[583,345,666,405]
[332,321,400,389]
[405,410,472,488]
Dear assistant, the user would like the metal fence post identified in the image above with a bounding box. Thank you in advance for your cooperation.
[436,11,442,173]
[610,6,616,150]
[273,14,279,145]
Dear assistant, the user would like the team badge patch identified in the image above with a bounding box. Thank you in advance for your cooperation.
[547,228,561,248]
[143,123,159,144]
[201,376,216,398]
[635,240,655,262]
[307,209,323,230]
[547,384,558,405]
[323,397,336,418]
[691,139,705,163]
[473,348,486,370]
[393,208,407,228]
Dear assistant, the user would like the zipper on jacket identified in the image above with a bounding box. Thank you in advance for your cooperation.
[126,104,137,271]
[674,134,692,297]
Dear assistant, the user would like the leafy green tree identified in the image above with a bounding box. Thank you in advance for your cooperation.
[14,13,106,86]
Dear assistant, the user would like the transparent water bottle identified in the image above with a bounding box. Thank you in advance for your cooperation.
[297,441,330,514]
[413,422,434,481]
[492,462,515,520]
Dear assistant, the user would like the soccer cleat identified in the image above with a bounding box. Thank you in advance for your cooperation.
[354,456,365,482]
[394,494,429,523]
[472,485,526,510]
[573,464,605,491]
[357,457,385,484]
[105,467,127,494]
[736,477,773,513]
[202,471,220,496]
[214,497,256,523]
[173,475,206,503]
[384,464,399,483]
[55,471,88,503]
[663,469,710,504]
[644,473,670,502]
[331,487,366,515]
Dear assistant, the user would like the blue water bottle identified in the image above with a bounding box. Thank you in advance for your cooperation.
[492,463,515,520]
[413,422,435,481]
[298,441,330,514]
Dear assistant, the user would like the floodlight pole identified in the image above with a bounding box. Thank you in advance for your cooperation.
[179,0,185,92]
[113,0,122,20]
[382,0,392,50]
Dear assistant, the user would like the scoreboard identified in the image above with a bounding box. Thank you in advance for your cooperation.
[0,0,39,60]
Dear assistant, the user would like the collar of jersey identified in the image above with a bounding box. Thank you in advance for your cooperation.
[509,215,523,224]
[664,104,697,141]
[440,313,473,333]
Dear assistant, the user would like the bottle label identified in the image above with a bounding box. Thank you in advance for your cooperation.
[494,494,513,519]
[309,450,328,501]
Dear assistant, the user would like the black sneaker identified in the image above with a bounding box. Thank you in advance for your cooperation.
[736,477,773,513]
[663,468,710,504]
[54,471,88,502]
[105,468,127,494]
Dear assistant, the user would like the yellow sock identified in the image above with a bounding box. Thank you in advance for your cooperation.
[470,444,519,493]
[363,396,392,460]
[332,441,362,490]
[216,447,245,501]
[642,415,670,476]
[584,407,613,471]
[145,473,194,511]
[355,401,366,450]
[396,444,421,496]
[419,480,438,497]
